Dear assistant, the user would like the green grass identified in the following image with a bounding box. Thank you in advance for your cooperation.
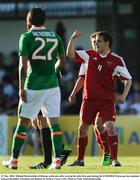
[0,156,140,174]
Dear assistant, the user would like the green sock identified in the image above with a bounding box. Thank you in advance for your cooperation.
[51,124,63,158]
[12,125,28,159]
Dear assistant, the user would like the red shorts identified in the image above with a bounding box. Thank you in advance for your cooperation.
[80,99,116,125]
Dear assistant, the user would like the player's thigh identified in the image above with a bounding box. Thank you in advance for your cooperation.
[19,89,45,121]
[98,101,116,124]
[80,100,97,125]
[41,87,61,118]
[37,114,48,129]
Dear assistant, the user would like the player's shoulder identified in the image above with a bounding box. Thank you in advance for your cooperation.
[21,31,33,38]
[19,31,32,44]
[84,49,96,56]
[111,52,124,61]
[111,52,126,66]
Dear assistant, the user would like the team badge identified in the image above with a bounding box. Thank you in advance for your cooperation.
[107,60,113,66]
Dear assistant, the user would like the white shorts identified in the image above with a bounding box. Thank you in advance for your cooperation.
[19,87,61,121]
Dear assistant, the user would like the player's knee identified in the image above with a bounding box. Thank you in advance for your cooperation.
[95,119,104,133]
[105,122,116,136]
[78,124,88,137]
[19,116,30,128]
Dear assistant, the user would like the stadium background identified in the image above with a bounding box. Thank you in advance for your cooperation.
[0,0,140,157]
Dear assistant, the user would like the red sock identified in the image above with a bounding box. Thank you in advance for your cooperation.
[108,134,118,160]
[94,129,103,150]
[77,136,88,161]
[99,129,109,153]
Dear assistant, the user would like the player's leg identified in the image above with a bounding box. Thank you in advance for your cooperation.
[2,117,30,169]
[95,117,111,166]
[68,99,95,166]
[2,89,46,169]
[68,123,89,166]
[42,87,63,169]
[93,123,110,165]
[105,121,121,167]
[47,117,63,169]
[97,101,120,166]
[95,117,110,152]
[93,125,104,150]
[29,114,52,169]
[39,115,71,166]
[29,114,71,169]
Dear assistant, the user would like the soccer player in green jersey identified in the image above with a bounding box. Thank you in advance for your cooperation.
[2,7,66,170]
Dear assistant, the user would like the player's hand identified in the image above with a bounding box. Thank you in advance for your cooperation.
[116,94,126,104]
[19,88,27,102]
[71,30,82,39]
[68,94,76,103]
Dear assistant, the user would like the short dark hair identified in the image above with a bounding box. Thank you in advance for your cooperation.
[27,8,46,26]
[90,31,113,48]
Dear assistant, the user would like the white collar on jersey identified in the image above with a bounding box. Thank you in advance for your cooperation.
[30,25,46,30]
[99,50,110,58]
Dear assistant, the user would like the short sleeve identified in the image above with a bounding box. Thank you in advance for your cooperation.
[78,63,87,76]
[19,33,30,56]
[75,50,89,63]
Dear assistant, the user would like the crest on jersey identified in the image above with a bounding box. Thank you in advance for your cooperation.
[107,60,113,66]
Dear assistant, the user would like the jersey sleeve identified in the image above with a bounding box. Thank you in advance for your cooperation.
[113,66,132,80]
[19,33,30,56]
[113,57,132,80]
[78,63,87,77]
[75,50,89,63]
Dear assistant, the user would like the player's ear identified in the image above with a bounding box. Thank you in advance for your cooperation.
[26,11,32,31]
[26,23,31,31]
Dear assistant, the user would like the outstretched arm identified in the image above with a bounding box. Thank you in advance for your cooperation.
[66,30,82,59]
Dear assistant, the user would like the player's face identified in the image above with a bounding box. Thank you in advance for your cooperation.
[91,37,96,51]
[94,35,109,53]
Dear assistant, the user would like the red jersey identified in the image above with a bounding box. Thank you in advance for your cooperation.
[75,49,132,101]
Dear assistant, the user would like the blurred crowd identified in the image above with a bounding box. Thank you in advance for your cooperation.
[0,50,140,116]
[117,81,140,115]
[0,51,19,114]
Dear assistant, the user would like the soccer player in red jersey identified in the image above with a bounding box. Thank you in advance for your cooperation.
[68,63,110,166]
[67,30,132,166]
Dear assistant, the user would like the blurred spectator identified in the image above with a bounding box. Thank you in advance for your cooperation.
[117,81,140,115]
[55,21,66,49]
[0,51,19,114]
[130,93,140,114]
[0,52,6,83]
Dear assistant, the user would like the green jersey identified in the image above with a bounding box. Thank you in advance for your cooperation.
[19,27,65,90]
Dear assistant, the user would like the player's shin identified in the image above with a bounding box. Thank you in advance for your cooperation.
[51,124,63,158]
[11,125,28,159]
[108,134,118,160]
[77,136,88,161]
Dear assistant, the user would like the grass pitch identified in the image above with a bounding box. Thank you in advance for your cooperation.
[0,156,140,174]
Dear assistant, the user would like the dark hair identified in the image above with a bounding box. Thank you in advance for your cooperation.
[90,31,113,48]
[27,8,46,26]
